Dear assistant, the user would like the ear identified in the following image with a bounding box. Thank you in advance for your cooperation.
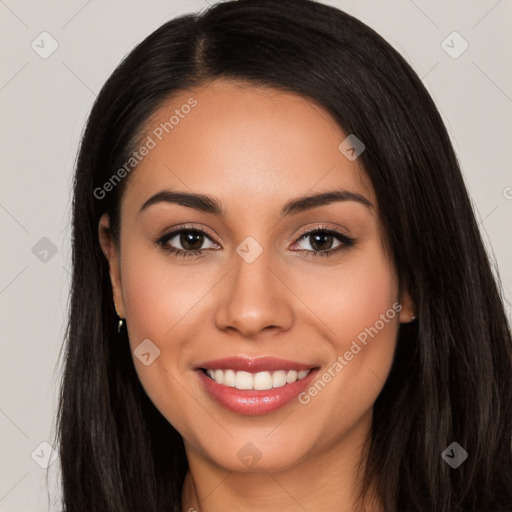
[398,288,416,323]
[98,213,125,318]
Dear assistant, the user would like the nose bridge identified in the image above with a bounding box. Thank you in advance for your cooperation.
[214,236,294,336]
[233,240,273,297]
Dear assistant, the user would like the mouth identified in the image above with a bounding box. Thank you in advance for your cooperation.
[195,356,320,415]
[201,368,312,390]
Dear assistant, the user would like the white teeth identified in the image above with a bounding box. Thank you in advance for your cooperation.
[253,371,273,390]
[205,368,312,389]
[286,370,298,383]
[223,369,236,387]
[235,371,253,390]
[272,370,287,388]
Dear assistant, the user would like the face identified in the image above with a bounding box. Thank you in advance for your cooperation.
[99,79,414,474]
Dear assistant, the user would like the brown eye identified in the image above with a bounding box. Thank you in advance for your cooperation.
[179,231,206,251]
[156,228,219,258]
[307,232,336,251]
[292,227,355,259]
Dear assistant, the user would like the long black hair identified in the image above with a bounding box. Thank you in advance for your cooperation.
[55,0,512,510]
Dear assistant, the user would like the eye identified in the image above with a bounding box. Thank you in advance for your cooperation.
[154,224,355,260]
[291,226,355,258]
[154,226,219,258]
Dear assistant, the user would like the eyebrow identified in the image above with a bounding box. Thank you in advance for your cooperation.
[139,189,374,217]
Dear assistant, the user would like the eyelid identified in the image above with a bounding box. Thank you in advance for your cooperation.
[158,223,221,244]
[291,223,351,243]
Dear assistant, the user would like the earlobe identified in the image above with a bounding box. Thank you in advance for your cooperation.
[98,213,125,318]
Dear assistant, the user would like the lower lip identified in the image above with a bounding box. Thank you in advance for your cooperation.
[196,368,319,415]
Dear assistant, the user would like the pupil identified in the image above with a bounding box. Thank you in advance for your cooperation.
[310,233,333,251]
[181,231,203,250]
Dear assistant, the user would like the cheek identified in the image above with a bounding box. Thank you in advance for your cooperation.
[332,248,399,379]
[118,244,217,436]
[121,246,207,347]
[334,256,399,350]
[293,244,400,418]
[293,243,399,352]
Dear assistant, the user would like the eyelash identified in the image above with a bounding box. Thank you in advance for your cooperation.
[154,224,355,260]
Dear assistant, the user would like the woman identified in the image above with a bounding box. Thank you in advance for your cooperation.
[55,0,512,510]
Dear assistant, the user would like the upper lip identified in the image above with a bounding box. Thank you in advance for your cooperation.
[197,356,316,373]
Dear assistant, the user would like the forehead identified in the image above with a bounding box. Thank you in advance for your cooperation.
[123,79,374,213]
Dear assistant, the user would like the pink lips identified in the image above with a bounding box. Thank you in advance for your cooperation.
[197,356,314,373]
[195,356,319,415]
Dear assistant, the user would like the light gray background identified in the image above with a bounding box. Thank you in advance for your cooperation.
[1,1,511,510]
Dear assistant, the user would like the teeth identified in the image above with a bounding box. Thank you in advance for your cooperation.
[253,371,273,390]
[204,368,311,390]
[272,370,287,387]
[286,370,297,383]
[223,369,236,387]
[235,371,253,390]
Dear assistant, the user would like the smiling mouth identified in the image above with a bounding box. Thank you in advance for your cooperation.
[200,368,313,390]
[196,357,321,415]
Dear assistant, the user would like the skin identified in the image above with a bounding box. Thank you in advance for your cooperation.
[99,79,415,512]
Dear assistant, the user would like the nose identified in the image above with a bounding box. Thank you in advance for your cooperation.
[214,248,294,339]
